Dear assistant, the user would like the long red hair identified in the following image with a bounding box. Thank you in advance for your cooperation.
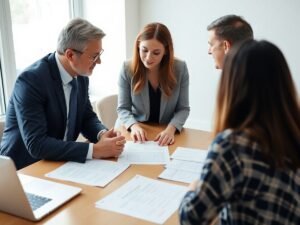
[131,22,176,97]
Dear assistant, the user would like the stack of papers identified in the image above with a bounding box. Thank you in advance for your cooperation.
[158,147,208,184]
[118,141,170,164]
[45,159,130,187]
[95,175,187,224]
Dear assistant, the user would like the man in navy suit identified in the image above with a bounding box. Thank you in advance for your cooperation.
[0,18,125,169]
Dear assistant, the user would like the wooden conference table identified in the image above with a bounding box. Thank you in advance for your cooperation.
[0,124,212,225]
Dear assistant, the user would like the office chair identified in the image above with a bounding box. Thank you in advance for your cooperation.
[95,94,118,129]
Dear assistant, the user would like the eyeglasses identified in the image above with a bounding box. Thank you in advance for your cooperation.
[71,48,104,63]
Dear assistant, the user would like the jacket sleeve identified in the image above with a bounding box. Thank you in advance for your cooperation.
[169,61,190,132]
[116,62,138,129]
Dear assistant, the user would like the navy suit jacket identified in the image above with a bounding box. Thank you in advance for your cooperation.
[0,53,106,169]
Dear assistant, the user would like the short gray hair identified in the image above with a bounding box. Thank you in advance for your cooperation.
[207,15,253,44]
[57,18,106,54]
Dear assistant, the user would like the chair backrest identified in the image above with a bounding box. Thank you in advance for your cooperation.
[95,94,118,129]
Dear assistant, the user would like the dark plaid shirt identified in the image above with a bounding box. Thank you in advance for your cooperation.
[179,129,300,225]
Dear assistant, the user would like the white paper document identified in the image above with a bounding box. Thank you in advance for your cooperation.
[118,141,170,164]
[165,159,205,173]
[159,159,204,184]
[45,159,130,187]
[171,147,208,162]
[158,159,205,184]
[95,175,187,224]
[159,167,200,184]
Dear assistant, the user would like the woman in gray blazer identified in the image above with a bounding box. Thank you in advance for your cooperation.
[116,22,190,146]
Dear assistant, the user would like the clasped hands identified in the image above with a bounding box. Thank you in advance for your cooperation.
[92,129,126,159]
[130,123,176,146]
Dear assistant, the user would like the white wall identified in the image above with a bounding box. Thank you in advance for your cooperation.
[127,0,300,131]
[84,0,127,101]
[125,0,140,58]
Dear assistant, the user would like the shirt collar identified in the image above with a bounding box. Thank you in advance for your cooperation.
[55,52,75,85]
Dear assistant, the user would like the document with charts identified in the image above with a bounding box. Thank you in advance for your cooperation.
[117,141,170,164]
[45,159,130,187]
[95,175,187,224]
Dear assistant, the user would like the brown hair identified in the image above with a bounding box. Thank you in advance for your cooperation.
[214,40,300,169]
[207,15,253,44]
[131,22,176,97]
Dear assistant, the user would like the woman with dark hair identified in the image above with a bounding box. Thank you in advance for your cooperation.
[179,40,300,224]
[116,22,190,146]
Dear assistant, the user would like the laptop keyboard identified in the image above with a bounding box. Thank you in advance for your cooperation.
[25,192,52,211]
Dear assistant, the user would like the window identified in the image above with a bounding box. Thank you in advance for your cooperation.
[0,0,126,116]
[0,0,71,116]
[9,0,70,73]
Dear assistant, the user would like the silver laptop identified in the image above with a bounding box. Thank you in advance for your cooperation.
[0,156,82,221]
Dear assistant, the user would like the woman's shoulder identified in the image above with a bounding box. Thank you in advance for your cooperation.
[120,60,133,77]
[174,58,187,68]
[211,129,261,161]
[213,129,252,148]
[173,58,188,79]
[124,59,131,66]
[122,60,132,70]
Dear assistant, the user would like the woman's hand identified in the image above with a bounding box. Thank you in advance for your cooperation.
[154,125,176,146]
[130,123,148,143]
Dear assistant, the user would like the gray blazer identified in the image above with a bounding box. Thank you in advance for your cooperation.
[116,59,190,131]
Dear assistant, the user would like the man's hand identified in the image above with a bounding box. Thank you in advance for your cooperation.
[92,129,126,158]
[101,129,121,138]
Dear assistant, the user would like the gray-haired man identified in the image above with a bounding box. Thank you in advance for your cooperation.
[1,18,125,169]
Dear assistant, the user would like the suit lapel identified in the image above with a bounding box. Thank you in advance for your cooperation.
[47,53,67,121]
